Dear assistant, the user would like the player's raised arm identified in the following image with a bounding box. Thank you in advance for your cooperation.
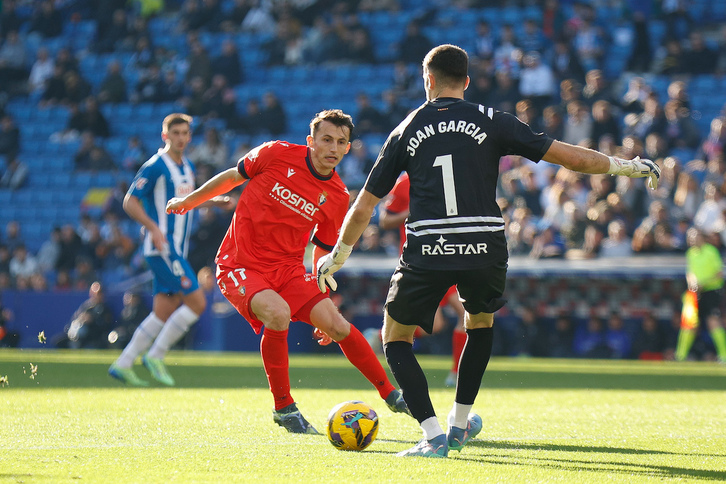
[167,167,246,215]
[542,139,661,189]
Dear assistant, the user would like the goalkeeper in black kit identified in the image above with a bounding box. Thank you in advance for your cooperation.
[318,44,660,458]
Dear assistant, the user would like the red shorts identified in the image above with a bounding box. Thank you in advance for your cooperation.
[439,286,458,308]
[216,263,328,334]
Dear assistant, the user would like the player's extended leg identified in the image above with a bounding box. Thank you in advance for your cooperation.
[109,292,181,386]
[383,311,448,458]
[446,296,467,388]
[252,289,319,434]
[144,290,205,386]
[307,298,409,415]
[446,311,490,452]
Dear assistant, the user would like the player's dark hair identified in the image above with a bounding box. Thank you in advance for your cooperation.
[310,109,355,140]
[162,113,193,133]
[423,44,468,88]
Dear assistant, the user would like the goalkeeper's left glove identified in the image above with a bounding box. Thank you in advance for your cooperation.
[607,156,661,190]
[316,241,353,293]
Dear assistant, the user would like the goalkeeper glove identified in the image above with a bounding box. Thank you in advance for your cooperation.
[607,156,661,190]
[316,241,353,293]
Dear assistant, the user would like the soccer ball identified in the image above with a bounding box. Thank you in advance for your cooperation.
[326,400,379,451]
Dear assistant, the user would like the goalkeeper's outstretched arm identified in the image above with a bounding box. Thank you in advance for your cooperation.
[542,139,661,189]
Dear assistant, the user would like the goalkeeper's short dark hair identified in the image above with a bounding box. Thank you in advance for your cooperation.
[423,44,469,89]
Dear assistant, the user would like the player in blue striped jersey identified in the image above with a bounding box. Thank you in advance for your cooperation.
[109,113,233,386]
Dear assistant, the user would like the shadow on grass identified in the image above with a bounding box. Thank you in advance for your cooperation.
[453,441,726,481]
[6,362,725,391]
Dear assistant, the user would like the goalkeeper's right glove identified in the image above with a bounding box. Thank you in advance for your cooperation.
[607,156,661,190]
[316,241,353,293]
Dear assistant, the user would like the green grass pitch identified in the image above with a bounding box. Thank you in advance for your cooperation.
[1,350,725,483]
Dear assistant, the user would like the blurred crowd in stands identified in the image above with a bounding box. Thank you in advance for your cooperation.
[0,0,725,359]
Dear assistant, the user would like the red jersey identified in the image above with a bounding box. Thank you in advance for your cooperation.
[382,173,410,253]
[216,141,350,272]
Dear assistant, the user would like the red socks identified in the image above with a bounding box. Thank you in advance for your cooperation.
[338,324,395,399]
[452,329,467,372]
[260,328,294,410]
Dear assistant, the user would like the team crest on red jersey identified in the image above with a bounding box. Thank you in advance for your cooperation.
[239,286,246,296]
[318,191,328,206]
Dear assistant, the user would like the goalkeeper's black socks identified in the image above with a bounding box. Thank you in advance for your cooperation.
[384,341,436,424]
[455,327,494,405]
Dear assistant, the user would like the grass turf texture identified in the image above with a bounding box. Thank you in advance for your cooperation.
[1,350,725,483]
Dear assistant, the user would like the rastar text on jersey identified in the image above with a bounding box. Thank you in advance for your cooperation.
[270,182,320,218]
[421,242,488,256]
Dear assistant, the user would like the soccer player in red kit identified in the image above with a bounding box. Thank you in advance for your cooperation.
[379,172,466,387]
[166,110,410,434]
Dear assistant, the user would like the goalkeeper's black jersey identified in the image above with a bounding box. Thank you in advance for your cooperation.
[364,97,553,271]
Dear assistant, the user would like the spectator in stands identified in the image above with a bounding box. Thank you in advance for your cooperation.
[36,226,61,273]
[345,23,376,64]
[120,135,147,172]
[520,18,546,54]
[81,97,111,139]
[212,39,243,86]
[9,244,38,281]
[54,47,80,75]
[0,245,10,275]
[519,51,556,113]
[493,24,521,78]
[573,316,609,358]
[465,68,495,107]
[473,20,495,60]
[109,290,150,349]
[240,0,276,34]
[381,89,410,132]
[654,38,685,75]
[546,314,575,358]
[201,74,238,126]
[390,60,418,104]
[491,71,520,114]
[40,65,68,107]
[98,60,128,104]
[53,281,114,349]
[0,0,21,42]
[159,68,184,103]
[188,206,231,272]
[682,31,716,75]
[74,131,116,172]
[397,21,432,65]
[620,76,650,114]
[28,46,54,96]
[673,171,702,220]
[515,99,544,134]
[549,39,585,83]
[3,221,23,252]
[624,94,667,140]
[128,36,156,75]
[133,63,166,104]
[582,70,615,107]
[354,92,387,135]
[699,118,726,163]
[219,0,252,32]
[563,100,593,146]
[95,8,131,53]
[56,225,83,272]
[73,255,99,291]
[573,17,605,72]
[0,114,20,157]
[259,91,287,135]
[185,40,212,86]
[604,312,632,359]
[0,155,28,190]
[662,100,701,151]
[590,101,621,147]
[631,313,666,360]
[189,127,229,172]
[0,30,27,95]
[182,76,207,116]
[28,0,63,39]
[542,105,565,141]
[626,12,652,73]
[62,71,93,106]
[693,182,726,244]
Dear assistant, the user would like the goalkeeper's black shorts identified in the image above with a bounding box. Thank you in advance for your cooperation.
[384,261,508,334]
